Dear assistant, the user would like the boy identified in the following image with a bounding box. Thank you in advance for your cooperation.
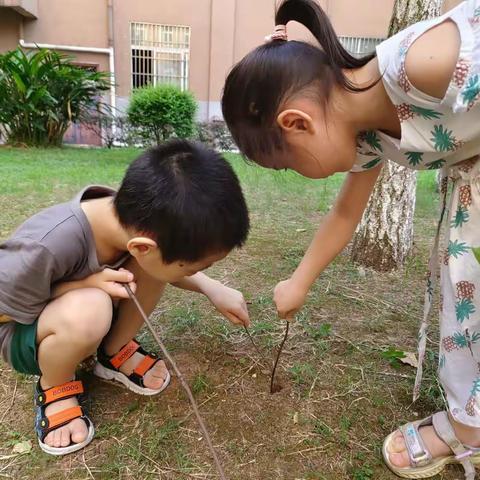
[0,140,250,455]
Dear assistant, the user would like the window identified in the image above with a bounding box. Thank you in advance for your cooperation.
[338,36,384,59]
[131,22,190,91]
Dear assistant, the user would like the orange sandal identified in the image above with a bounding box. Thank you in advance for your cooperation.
[34,379,94,455]
[94,339,171,396]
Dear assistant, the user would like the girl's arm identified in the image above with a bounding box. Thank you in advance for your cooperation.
[172,273,250,326]
[275,164,382,319]
[171,272,218,294]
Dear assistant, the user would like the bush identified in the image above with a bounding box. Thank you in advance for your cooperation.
[196,120,237,152]
[0,47,110,147]
[127,84,197,145]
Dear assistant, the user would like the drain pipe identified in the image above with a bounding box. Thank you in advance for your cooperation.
[19,39,116,117]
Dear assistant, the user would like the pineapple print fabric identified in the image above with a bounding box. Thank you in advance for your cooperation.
[351,0,480,428]
[352,0,480,173]
[436,158,480,427]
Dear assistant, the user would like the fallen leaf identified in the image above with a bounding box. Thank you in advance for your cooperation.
[400,352,418,368]
[12,441,32,455]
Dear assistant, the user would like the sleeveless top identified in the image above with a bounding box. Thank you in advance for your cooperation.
[351,0,480,173]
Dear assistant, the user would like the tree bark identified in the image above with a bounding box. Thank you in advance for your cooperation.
[350,0,444,272]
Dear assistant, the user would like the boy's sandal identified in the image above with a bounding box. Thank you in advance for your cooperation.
[35,379,95,456]
[383,411,480,479]
[94,339,171,396]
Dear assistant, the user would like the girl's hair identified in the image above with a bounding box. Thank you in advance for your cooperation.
[221,0,376,163]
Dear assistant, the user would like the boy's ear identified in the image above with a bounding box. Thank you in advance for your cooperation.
[277,109,315,135]
[127,237,158,257]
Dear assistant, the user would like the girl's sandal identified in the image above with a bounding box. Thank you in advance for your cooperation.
[383,411,480,479]
[35,379,95,456]
[94,339,171,396]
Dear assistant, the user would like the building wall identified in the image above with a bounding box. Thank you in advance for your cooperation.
[1,0,397,124]
[0,8,20,52]
[22,0,108,47]
[327,0,395,37]
[112,0,212,118]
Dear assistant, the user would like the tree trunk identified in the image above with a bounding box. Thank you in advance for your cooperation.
[350,0,444,272]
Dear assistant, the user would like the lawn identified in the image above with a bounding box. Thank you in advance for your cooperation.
[0,147,457,479]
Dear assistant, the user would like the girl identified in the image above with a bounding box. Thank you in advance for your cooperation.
[222,0,480,478]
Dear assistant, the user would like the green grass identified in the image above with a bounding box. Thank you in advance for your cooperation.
[0,147,449,480]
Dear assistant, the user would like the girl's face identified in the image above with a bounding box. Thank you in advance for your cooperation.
[268,96,358,179]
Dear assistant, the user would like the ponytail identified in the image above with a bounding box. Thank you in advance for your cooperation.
[276,0,371,70]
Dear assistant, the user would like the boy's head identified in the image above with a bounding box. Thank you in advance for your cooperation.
[114,140,249,282]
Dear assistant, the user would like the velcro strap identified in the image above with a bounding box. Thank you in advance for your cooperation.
[40,381,84,405]
[400,422,432,467]
[133,355,157,377]
[432,411,477,480]
[110,340,140,369]
[46,406,83,430]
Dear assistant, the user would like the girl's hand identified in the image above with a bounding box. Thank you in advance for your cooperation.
[85,268,137,299]
[205,283,250,327]
[274,278,308,321]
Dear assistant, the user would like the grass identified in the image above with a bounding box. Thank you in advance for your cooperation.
[0,146,459,479]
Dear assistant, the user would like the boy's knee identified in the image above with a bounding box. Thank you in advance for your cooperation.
[61,288,112,342]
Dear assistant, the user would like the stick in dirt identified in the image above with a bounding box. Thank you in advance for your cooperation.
[123,284,228,480]
[270,321,290,394]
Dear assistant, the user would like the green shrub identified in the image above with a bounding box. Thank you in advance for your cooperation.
[0,47,110,147]
[127,84,197,145]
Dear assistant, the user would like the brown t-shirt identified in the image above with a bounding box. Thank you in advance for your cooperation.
[0,186,128,364]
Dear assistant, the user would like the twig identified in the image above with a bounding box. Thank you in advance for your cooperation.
[82,451,94,480]
[285,444,331,456]
[0,379,17,423]
[124,285,227,480]
[242,326,269,366]
[270,321,290,394]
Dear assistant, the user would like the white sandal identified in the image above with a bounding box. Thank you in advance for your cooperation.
[383,411,480,479]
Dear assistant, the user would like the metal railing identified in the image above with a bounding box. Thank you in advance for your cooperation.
[130,22,190,91]
[339,36,384,58]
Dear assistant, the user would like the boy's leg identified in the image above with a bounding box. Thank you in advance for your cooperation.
[36,288,113,448]
[100,258,169,390]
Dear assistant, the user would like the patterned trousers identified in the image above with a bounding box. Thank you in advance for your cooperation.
[416,156,480,427]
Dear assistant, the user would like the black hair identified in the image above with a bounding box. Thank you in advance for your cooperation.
[221,0,377,163]
[114,140,250,263]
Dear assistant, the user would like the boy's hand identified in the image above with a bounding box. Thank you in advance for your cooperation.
[205,283,250,327]
[85,268,137,299]
[274,278,308,321]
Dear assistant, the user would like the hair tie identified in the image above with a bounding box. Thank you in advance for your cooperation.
[265,24,288,43]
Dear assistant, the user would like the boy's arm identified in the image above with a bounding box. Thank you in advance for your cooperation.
[52,268,136,300]
[172,273,250,327]
[52,279,89,299]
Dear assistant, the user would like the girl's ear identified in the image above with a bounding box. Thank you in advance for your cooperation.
[277,109,316,134]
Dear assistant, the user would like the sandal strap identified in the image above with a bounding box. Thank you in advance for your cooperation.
[35,380,84,406]
[399,418,433,467]
[432,411,478,480]
[133,354,157,377]
[109,340,140,369]
[45,406,84,430]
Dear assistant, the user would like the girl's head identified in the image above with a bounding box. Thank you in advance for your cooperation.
[222,0,376,178]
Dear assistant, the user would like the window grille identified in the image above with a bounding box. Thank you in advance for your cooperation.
[338,36,384,59]
[130,22,190,90]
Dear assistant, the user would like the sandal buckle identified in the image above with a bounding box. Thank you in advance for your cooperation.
[455,450,473,461]
[410,451,431,466]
